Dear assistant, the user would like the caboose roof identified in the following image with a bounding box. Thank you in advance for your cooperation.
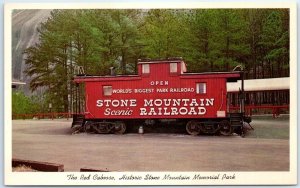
[182,71,241,76]
[73,71,241,82]
[137,58,183,64]
[181,72,241,81]
[74,74,140,82]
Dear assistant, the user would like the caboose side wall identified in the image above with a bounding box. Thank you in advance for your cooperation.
[83,74,231,120]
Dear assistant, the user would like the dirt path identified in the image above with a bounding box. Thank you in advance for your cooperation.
[12,119,289,171]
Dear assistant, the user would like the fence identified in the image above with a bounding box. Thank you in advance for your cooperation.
[229,105,289,118]
[12,112,77,120]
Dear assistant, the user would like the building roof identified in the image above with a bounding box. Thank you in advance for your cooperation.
[12,79,26,86]
[227,77,290,92]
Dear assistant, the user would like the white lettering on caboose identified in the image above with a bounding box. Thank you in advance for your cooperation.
[96,98,214,116]
[96,99,137,107]
[139,98,214,116]
[140,107,206,116]
[143,98,214,107]
[150,81,169,86]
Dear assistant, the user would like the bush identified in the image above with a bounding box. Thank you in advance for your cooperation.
[12,91,41,114]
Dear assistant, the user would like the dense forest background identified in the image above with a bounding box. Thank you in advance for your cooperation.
[13,9,289,114]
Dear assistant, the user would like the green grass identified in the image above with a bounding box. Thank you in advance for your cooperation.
[246,116,289,139]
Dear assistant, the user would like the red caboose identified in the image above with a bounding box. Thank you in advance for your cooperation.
[72,58,250,136]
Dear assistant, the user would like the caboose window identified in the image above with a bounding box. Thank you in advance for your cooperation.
[103,86,112,96]
[170,63,178,73]
[196,83,206,94]
[142,64,150,74]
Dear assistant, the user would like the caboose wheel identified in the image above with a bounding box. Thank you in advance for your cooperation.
[186,121,201,136]
[84,121,95,133]
[219,120,232,136]
[114,122,126,134]
[94,123,111,134]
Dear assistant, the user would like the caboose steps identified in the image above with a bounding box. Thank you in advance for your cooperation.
[71,114,85,128]
[229,113,243,126]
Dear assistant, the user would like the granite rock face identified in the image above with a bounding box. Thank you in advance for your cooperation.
[12,9,52,92]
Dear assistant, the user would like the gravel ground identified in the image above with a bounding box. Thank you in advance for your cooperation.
[12,118,289,171]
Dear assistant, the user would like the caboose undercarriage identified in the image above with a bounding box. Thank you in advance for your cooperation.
[72,113,252,136]
[184,113,252,136]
